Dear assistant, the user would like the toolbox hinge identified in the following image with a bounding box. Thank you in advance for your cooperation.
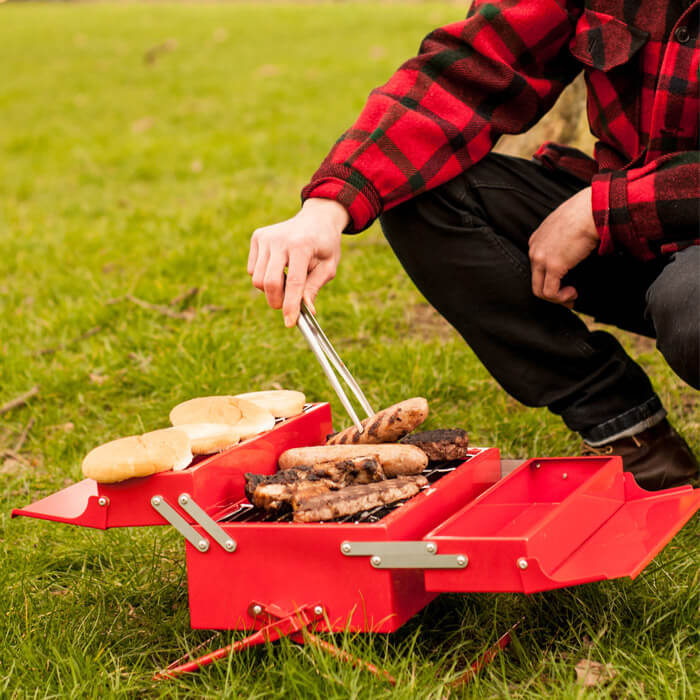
[151,494,236,554]
[340,540,467,569]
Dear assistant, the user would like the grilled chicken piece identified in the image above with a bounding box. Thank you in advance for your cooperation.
[253,478,336,512]
[305,456,385,485]
[244,457,384,512]
[293,475,429,523]
[400,429,469,461]
[244,467,318,503]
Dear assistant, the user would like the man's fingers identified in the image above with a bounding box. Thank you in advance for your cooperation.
[558,285,578,309]
[530,262,545,299]
[542,271,563,301]
[302,261,336,313]
[251,246,270,291]
[263,249,288,309]
[282,248,312,327]
[247,234,259,276]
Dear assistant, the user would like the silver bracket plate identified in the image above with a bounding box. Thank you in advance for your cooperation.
[177,493,236,553]
[151,495,210,552]
[340,540,468,569]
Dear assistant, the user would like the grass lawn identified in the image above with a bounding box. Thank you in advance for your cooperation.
[0,2,698,697]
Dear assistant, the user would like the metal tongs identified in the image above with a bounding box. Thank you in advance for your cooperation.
[296,301,374,432]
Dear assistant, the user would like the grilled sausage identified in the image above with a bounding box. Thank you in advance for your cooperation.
[326,397,429,445]
[278,443,428,477]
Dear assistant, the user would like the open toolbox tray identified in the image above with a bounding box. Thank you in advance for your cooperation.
[13,402,699,637]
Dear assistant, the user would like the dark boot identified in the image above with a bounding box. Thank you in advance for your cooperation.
[582,419,699,491]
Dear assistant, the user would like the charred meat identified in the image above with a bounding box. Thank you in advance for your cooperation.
[244,457,384,512]
[293,475,429,523]
[400,429,469,461]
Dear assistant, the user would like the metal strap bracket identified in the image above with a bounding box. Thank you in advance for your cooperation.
[151,495,210,552]
[177,493,236,553]
[340,540,468,569]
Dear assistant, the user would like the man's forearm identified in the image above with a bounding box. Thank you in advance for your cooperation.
[301,0,582,232]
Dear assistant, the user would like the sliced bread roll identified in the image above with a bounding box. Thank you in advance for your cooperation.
[173,423,241,456]
[169,396,243,426]
[234,390,306,418]
[169,396,275,440]
[232,398,276,438]
[82,428,192,483]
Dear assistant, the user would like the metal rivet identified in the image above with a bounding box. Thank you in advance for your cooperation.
[341,542,352,554]
[425,542,437,554]
[224,540,235,551]
[97,497,107,507]
[517,558,528,570]
[313,605,323,616]
[534,462,541,469]
[456,555,468,567]
[252,604,262,616]
[179,494,190,505]
[197,539,208,552]
[562,473,568,480]
[371,555,382,567]
[675,25,690,44]
[151,496,161,506]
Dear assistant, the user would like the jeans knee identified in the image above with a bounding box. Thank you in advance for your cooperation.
[655,318,700,388]
[647,249,700,388]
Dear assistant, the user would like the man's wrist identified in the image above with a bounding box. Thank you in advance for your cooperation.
[301,197,350,232]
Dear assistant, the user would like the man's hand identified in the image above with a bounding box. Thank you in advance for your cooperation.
[247,198,349,327]
[528,186,599,308]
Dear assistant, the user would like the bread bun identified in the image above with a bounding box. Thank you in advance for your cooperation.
[170,396,243,426]
[232,398,275,438]
[170,396,275,440]
[82,428,192,483]
[174,423,241,455]
[234,390,306,418]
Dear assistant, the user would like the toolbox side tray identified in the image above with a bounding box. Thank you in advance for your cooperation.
[422,458,700,594]
[11,403,333,529]
[12,480,108,529]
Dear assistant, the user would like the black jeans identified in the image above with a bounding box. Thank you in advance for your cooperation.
[380,153,699,443]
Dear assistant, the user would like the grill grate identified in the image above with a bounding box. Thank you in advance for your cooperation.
[219,456,472,525]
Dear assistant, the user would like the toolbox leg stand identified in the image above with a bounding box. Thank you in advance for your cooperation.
[154,602,397,685]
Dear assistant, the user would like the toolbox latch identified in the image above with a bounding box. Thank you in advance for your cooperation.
[151,494,237,553]
[340,540,468,569]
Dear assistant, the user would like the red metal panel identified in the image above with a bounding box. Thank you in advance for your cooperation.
[11,404,332,528]
[423,457,700,594]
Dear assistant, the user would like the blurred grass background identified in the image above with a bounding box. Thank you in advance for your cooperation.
[0,2,697,697]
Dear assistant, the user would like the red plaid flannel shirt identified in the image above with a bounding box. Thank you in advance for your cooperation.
[302,0,699,260]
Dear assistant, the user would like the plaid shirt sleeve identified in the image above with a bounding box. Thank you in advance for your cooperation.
[592,152,700,260]
[301,0,582,232]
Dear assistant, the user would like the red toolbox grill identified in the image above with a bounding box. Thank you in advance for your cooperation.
[13,402,700,643]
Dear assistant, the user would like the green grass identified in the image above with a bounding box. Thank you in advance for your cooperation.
[0,2,698,697]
